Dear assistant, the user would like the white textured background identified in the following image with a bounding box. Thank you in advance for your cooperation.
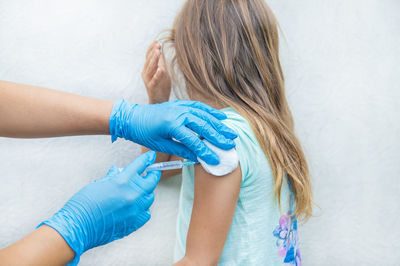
[0,0,399,265]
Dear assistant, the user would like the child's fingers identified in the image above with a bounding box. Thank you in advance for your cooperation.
[143,48,157,80]
[145,41,158,60]
[145,50,160,81]
[142,57,149,77]
[153,68,164,83]
[147,70,158,89]
[143,48,154,76]
[158,52,167,68]
[148,68,162,89]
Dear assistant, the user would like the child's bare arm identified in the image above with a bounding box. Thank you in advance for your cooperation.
[174,164,242,265]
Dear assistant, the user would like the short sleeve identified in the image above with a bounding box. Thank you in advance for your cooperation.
[222,116,258,185]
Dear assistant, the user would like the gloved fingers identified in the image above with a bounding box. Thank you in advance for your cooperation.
[127,209,151,233]
[96,165,120,182]
[107,165,121,176]
[134,171,161,194]
[174,100,227,120]
[185,115,235,150]
[142,192,155,210]
[158,139,197,162]
[135,210,151,230]
[187,108,237,140]
[172,126,220,165]
[122,151,157,177]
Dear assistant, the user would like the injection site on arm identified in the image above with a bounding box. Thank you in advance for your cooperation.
[197,140,238,176]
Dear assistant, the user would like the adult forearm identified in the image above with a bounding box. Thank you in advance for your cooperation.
[0,225,75,266]
[0,80,114,138]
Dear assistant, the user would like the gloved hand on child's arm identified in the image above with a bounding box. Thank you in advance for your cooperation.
[109,99,238,165]
[39,151,161,266]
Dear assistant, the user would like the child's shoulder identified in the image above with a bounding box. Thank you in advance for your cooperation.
[222,107,257,145]
[222,107,272,183]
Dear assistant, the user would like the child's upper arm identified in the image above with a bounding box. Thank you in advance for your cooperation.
[180,163,242,265]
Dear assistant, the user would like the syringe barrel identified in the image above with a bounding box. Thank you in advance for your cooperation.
[146,160,183,171]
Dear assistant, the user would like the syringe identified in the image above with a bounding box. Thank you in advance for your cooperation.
[145,160,197,172]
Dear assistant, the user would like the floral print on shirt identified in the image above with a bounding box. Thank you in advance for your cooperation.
[273,211,301,265]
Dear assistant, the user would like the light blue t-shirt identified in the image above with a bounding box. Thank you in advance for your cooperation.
[174,107,301,265]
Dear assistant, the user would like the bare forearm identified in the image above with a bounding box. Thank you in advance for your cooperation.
[0,80,114,138]
[0,225,75,265]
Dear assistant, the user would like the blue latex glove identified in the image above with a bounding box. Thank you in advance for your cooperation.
[39,151,161,266]
[109,99,237,165]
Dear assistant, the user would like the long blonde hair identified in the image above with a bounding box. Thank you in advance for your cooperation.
[166,0,312,220]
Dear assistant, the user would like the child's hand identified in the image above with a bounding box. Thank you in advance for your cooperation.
[142,41,171,104]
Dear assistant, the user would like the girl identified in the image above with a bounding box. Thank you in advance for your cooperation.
[141,0,312,265]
